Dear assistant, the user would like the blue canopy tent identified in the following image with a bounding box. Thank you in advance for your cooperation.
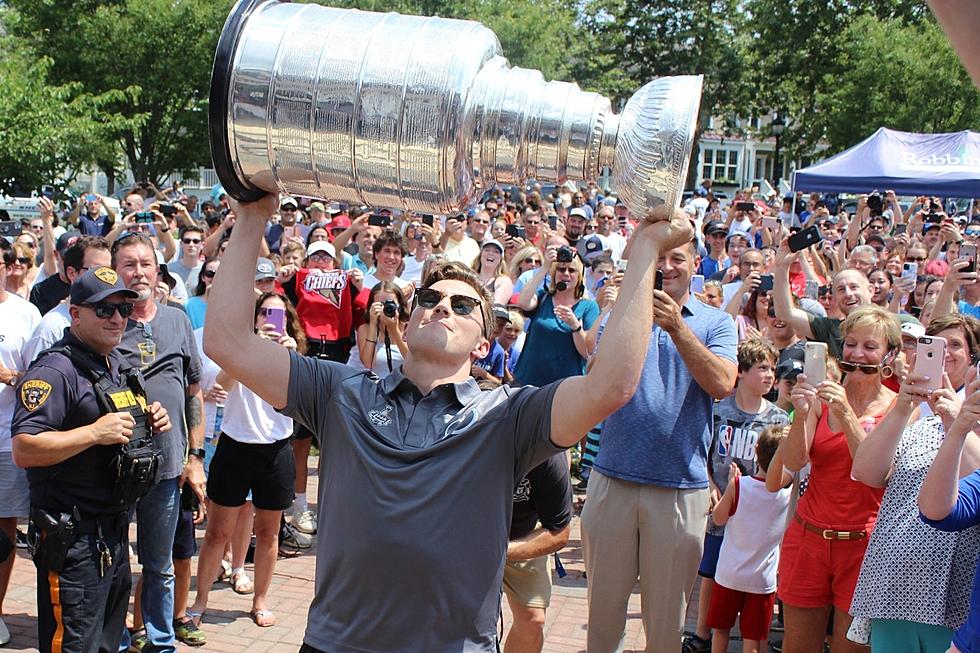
[792,127,980,198]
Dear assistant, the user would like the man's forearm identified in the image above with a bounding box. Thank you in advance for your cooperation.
[668,320,735,400]
[12,426,100,468]
[507,525,570,562]
[185,388,205,449]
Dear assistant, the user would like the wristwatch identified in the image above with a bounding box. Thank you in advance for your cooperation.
[187,448,206,460]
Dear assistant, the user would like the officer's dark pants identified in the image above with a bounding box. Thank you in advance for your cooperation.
[36,527,131,653]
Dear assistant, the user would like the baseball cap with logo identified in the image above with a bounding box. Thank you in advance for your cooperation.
[69,267,139,305]
[580,234,609,265]
[306,242,336,259]
[57,230,83,255]
[255,257,277,281]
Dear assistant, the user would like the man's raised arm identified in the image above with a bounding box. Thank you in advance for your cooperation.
[549,207,692,448]
[203,194,292,409]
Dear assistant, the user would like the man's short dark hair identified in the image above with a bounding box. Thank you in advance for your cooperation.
[179,225,204,240]
[421,261,494,340]
[589,254,614,270]
[372,229,408,258]
[63,236,110,274]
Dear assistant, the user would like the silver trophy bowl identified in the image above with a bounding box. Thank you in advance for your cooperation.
[209,0,702,215]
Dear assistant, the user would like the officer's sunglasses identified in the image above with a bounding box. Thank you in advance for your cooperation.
[414,287,482,316]
[83,301,135,319]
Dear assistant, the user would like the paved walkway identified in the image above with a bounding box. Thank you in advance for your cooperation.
[2,460,773,652]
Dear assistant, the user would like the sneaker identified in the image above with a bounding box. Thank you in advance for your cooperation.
[128,628,148,653]
[293,509,318,535]
[174,616,207,647]
[574,477,589,493]
[681,632,710,653]
[280,521,312,550]
[0,616,9,645]
[15,529,28,549]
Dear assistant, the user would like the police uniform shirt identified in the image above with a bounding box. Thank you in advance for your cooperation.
[280,352,562,653]
[12,332,132,516]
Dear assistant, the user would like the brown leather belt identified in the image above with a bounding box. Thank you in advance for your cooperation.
[794,513,867,541]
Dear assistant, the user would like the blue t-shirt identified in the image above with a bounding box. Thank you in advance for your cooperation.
[186,296,208,330]
[698,255,731,279]
[513,291,599,387]
[474,339,506,379]
[959,300,980,321]
[594,297,738,489]
[922,471,980,653]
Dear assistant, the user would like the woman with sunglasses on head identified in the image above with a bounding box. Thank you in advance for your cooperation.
[849,314,980,652]
[185,258,221,330]
[189,292,305,631]
[514,246,599,388]
[778,306,899,653]
[4,243,35,299]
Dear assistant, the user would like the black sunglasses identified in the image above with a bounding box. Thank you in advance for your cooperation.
[202,269,217,278]
[837,360,881,375]
[182,238,202,244]
[4,255,31,265]
[415,287,482,317]
[83,301,135,319]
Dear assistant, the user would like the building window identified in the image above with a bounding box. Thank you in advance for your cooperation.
[702,148,739,183]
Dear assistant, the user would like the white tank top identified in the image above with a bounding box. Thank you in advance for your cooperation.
[714,476,791,594]
[220,381,293,445]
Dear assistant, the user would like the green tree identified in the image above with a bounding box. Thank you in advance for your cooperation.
[815,14,980,151]
[5,0,232,185]
[0,37,134,194]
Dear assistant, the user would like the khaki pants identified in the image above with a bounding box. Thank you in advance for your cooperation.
[581,471,708,653]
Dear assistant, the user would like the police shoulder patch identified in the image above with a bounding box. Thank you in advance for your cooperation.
[94,267,118,285]
[20,380,53,411]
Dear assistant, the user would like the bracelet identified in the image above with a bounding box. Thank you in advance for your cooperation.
[571,325,583,333]
[160,227,170,232]
[187,448,206,460]
[366,339,378,344]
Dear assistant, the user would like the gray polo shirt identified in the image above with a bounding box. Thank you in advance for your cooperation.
[280,352,562,653]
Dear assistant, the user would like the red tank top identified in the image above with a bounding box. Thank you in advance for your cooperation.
[796,408,885,532]
[295,268,355,341]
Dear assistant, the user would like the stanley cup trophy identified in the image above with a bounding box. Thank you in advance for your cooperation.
[208,0,703,216]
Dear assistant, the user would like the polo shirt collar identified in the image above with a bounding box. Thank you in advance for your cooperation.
[380,366,483,406]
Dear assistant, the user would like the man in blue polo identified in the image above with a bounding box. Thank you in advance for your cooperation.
[582,236,738,653]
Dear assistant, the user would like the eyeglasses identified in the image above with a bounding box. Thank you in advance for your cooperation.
[415,287,483,317]
[182,238,202,244]
[202,269,217,278]
[83,301,135,319]
[837,360,882,375]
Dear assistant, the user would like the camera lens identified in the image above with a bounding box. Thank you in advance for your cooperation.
[383,300,398,318]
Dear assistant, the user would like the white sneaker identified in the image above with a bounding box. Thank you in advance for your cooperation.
[0,616,10,645]
[293,509,317,535]
[280,522,313,549]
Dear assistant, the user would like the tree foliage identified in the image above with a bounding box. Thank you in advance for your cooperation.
[5,0,232,185]
[815,14,980,151]
[0,37,135,194]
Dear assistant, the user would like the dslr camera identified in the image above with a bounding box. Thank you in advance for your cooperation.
[556,246,575,263]
[866,192,883,213]
[382,300,398,318]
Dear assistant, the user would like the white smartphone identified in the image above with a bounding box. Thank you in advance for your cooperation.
[690,274,705,295]
[913,336,947,393]
[762,216,780,230]
[804,342,828,385]
[616,260,628,274]
[805,280,819,300]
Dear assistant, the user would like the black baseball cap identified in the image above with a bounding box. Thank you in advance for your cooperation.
[56,230,82,255]
[703,220,727,236]
[69,267,139,306]
[775,358,804,382]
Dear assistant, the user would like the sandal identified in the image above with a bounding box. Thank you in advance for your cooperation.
[186,609,205,628]
[232,569,254,594]
[681,632,711,653]
[173,615,207,647]
[250,608,276,628]
[217,559,233,584]
[128,628,148,653]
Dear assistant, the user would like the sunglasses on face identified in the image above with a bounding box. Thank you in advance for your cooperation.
[837,360,881,375]
[524,258,541,265]
[966,230,980,237]
[906,256,926,262]
[415,287,482,316]
[202,269,217,278]
[83,301,135,319]
[281,207,297,212]
[182,238,202,244]
[4,255,30,265]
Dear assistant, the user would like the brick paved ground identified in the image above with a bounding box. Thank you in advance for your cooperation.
[2,459,777,652]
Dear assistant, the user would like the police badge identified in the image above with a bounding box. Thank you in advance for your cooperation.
[20,380,53,411]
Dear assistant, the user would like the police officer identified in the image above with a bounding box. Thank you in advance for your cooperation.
[10,267,170,653]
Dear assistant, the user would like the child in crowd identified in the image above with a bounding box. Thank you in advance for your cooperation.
[709,425,793,653]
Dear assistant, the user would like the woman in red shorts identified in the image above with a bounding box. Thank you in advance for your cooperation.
[779,306,899,652]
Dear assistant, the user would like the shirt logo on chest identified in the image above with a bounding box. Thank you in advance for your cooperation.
[368,405,393,427]
[304,270,347,308]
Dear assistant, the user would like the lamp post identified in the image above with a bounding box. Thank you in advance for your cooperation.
[771,111,785,185]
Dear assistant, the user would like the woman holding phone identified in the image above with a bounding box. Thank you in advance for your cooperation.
[778,306,899,653]
[849,314,980,652]
[189,293,306,630]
